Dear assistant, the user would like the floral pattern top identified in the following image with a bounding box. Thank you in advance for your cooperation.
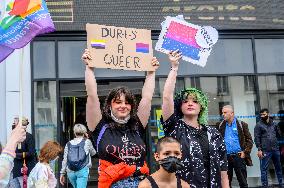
[162,113,228,188]
[28,162,57,188]
[0,148,16,187]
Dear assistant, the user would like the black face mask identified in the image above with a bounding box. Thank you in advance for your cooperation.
[159,156,183,173]
[261,115,269,121]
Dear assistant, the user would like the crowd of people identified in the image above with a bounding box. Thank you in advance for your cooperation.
[0,49,283,188]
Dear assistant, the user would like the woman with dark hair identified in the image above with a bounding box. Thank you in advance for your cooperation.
[82,49,159,188]
[161,50,229,188]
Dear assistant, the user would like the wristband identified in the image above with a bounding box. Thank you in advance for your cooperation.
[2,148,16,158]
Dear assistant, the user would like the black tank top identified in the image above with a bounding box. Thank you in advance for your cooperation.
[146,176,182,188]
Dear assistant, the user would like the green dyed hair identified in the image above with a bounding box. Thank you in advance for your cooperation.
[174,87,208,125]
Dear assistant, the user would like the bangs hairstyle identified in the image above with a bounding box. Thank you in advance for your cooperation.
[102,86,139,129]
[38,141,62,163]
[156,137,180,153]
[174,87,208,125]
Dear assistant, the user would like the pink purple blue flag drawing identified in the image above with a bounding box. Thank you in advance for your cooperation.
[0,0,55,63]
[155,15,219,67]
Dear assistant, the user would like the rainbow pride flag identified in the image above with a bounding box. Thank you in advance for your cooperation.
[91,39,106,49]
[0,0,55,63]
[136,43,149,53]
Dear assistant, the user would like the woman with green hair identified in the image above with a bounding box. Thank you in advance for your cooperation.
[161,50,229,188]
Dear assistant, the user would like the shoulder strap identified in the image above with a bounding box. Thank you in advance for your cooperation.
[96,124,108,151]
[177,176,182,188]
[218,120,225,130]
[146,176,159,188]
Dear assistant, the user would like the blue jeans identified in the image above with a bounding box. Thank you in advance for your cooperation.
[67,167,89,188]
[260,150,283,186]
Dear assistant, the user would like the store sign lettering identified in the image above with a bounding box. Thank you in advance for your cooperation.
[162,2,284,24]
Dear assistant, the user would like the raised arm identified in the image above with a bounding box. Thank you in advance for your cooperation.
[162,50,182,121]
[0,124,26,187]
[83,49,102,131]
[137,57,159,127]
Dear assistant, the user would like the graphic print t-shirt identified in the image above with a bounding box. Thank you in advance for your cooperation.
[93,118,146,166]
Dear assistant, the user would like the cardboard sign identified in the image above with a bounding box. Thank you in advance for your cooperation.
[86,23,154,71]
[155,15,218,67]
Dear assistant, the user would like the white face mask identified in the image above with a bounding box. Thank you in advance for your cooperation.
[110,108,130,124]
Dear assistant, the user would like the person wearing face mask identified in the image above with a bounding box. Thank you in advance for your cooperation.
[82,49,159,188]
[138,137,190,188]
[254,108,283,187]
[161,50,229,188]
[28,141,63,188]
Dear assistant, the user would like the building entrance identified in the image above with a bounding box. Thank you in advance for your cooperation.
[59,79,145,187]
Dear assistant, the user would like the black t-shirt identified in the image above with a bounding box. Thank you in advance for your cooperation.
[196,127,210,168]
[93,117,146,166]
[196,127,210,187]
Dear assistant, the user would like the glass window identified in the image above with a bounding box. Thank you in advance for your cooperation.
[190,77,201,90]
[244,75,256,93]
[36,81,51,101]
[34,81,57,150]
[258,75,284,115]
[217,76,229,95]
[154,39,254,76]
[277,75,284,91]
[58,41,86,78]
[33,41,56,79]
[255,39,284,73]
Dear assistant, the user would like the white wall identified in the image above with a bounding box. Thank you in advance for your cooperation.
[0,44,31,146]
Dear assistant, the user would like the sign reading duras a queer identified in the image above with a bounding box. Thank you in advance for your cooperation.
[86,24,154,71]
[155,15,218,67]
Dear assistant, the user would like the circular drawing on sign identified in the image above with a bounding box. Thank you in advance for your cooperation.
[195,26,218,48]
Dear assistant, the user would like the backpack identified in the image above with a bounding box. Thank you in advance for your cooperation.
[67,139,89,171]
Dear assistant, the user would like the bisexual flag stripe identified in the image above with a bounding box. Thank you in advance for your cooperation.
[166,21,200,48]
[161,38,200,60]
[136,43,149,53]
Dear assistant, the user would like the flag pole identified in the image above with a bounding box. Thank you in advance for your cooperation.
[18,48,24,149]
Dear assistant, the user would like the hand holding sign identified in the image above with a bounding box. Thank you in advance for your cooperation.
[168,50,182,68]
[82,49,92,65]
[86,24,154,71]
[155,15,218,67]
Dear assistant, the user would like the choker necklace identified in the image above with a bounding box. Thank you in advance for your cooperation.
[181,118,200,129]
[110,109,130,124]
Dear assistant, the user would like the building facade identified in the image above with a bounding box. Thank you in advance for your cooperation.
[1,0,284,187]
